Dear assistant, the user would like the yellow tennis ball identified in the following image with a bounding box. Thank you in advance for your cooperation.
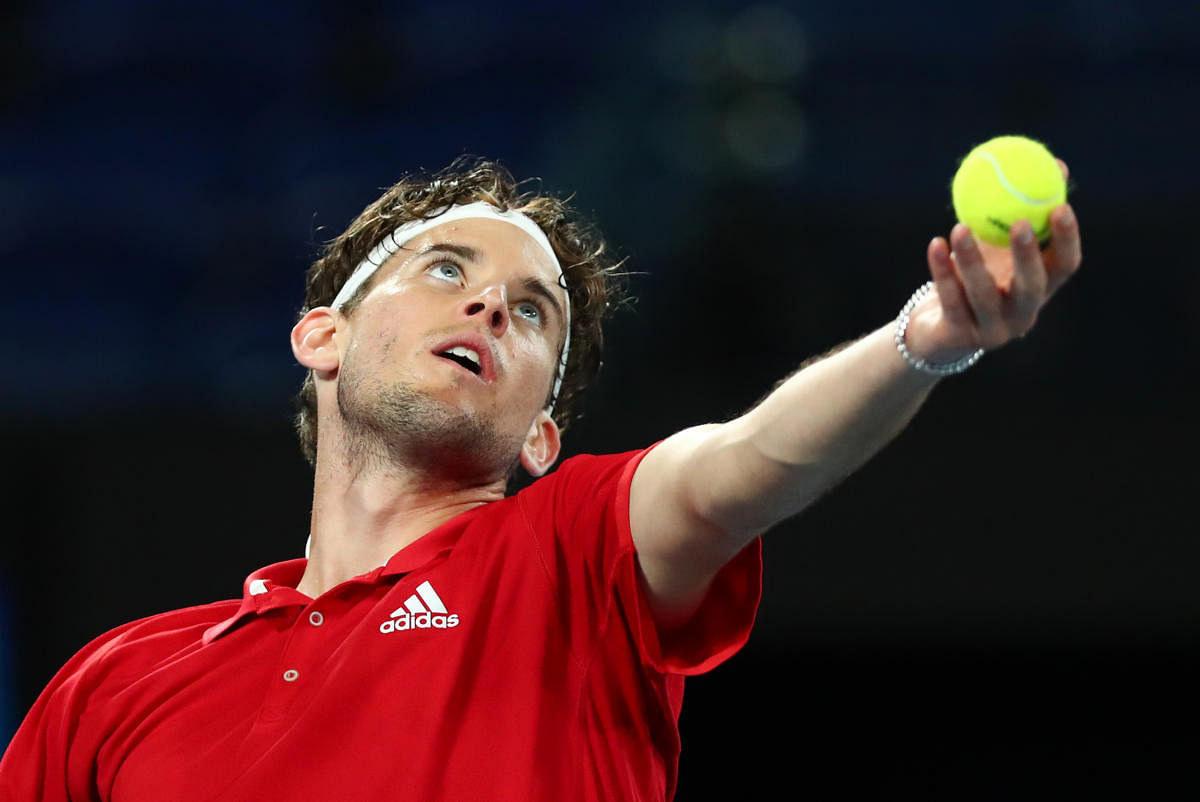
[951,135,1067,247]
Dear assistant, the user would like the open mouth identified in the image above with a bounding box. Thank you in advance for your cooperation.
[436,346,483,377]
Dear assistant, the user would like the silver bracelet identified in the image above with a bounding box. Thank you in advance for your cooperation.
[894,281,985,376]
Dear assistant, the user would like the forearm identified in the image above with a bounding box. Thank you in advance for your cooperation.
[633,197,1080,623]
[693,322,941,535]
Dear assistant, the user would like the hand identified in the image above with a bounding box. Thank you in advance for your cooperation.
[906,158,1083,364]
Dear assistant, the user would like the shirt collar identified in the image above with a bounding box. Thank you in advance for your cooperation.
[202,559,311,644]
[202,503,485,644]
[378,512,466,576]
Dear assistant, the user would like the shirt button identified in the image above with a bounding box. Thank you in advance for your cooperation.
[309,611,324,627]
[283,669,299,683]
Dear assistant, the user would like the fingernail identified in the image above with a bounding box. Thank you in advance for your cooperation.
[1017,223,1034,245]
[1059,207,1075,227]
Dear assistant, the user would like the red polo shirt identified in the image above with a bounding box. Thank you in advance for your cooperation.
[1,447,761,801]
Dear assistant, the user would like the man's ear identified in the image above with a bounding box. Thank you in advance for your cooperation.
[290,307,341,373]
[519,410,562,477]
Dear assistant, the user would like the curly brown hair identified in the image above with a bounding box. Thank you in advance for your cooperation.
[292,156,629,469]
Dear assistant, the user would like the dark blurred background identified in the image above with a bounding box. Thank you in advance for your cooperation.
[3,0,1199,798]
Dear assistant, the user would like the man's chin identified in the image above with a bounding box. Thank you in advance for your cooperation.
[339,381,520,481]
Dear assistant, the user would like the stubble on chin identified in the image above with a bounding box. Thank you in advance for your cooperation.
[335,369,522,483]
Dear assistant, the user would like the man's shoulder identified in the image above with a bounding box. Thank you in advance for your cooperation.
[508,447,658,536]
[529,447,654,489]
[115,598,243,635]
[64,599,242,686]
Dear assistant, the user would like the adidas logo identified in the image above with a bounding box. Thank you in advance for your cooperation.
[379,580,460,633]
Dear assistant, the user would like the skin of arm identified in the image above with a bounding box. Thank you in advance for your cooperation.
[630,170,1083,630]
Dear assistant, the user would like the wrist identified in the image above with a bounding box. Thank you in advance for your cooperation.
[906,311,979,363]
[894,282,984,376]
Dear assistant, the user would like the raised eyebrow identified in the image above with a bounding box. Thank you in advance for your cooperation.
[521,276,566,325]
[413,243,481,263]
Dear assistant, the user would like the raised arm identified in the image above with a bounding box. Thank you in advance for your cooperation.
[630,165,1082,629]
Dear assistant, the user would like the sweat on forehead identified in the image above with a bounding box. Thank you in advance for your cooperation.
[331,201,572,411]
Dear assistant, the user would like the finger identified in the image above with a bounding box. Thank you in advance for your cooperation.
[1006,220,1048,334]
[949,224,1006,345]
[1043,204,1082,298]
[1055,158,1070,181]
[926,236,973,329]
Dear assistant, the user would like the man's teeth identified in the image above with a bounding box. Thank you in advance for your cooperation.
[449,346,480,366]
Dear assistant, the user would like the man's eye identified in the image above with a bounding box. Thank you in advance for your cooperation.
[429,262,462,282]
[515,301,542,324]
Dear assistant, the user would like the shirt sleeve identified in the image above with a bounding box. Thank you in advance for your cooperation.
[0,618,145,802]
[518,447,762,677]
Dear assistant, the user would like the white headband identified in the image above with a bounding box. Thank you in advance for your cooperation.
[332,201,571,410]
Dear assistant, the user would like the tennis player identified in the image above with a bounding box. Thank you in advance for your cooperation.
[0,156,1081,801]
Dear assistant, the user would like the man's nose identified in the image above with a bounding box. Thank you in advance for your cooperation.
[464,284,509,337]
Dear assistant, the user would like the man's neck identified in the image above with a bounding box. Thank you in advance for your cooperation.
[297,444,506,599]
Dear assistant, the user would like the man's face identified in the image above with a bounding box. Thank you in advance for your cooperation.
[332,217,567,480]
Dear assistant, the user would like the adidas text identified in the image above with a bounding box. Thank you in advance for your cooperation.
[379,611,459,633]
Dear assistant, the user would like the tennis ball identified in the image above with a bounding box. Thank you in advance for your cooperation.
[951,135,1067,247]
